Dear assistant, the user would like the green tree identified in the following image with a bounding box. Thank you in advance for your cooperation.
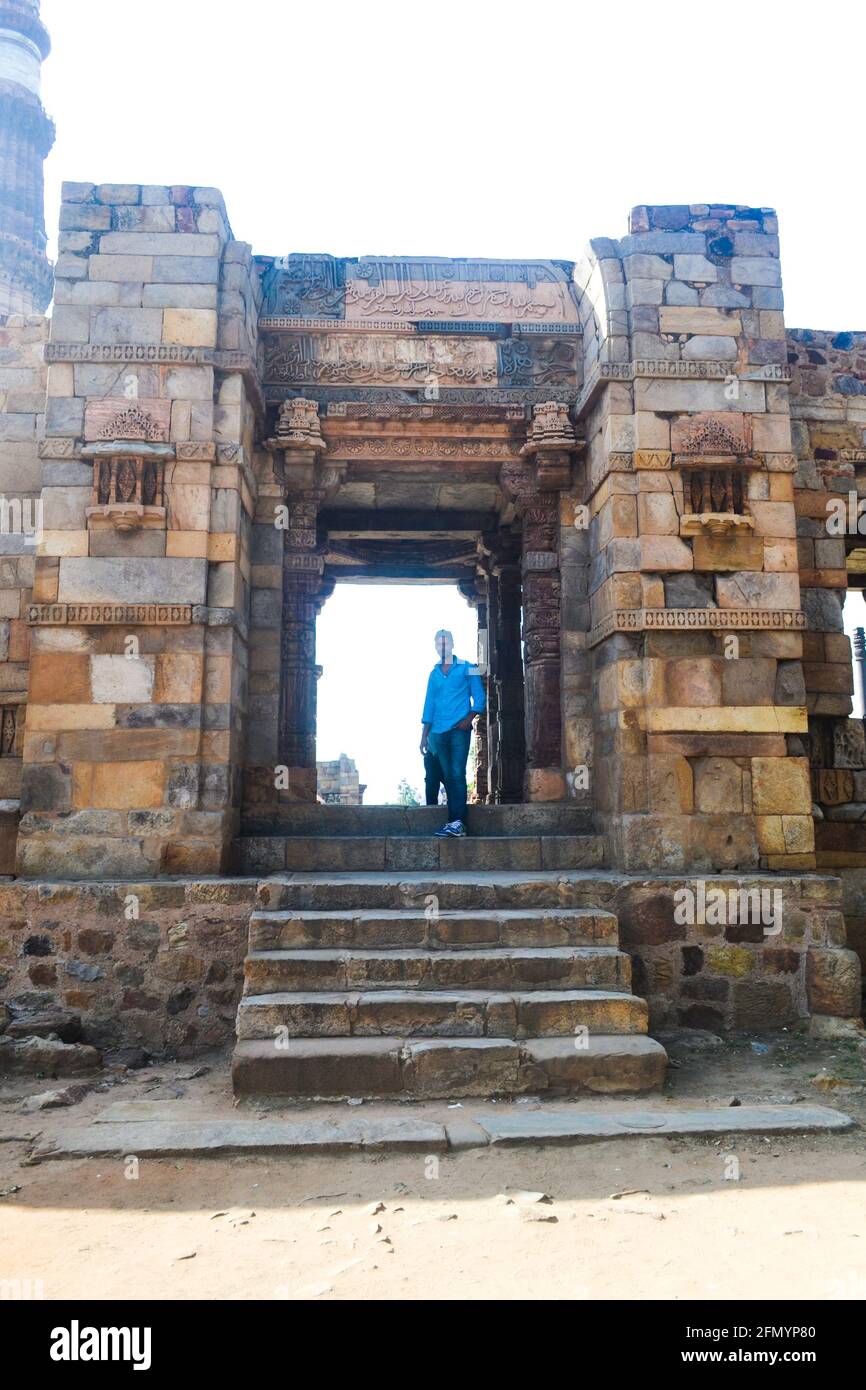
[395,777,421,806]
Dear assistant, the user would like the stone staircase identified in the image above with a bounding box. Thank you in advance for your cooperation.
[238,803,605,874]
[232,808,667,1101]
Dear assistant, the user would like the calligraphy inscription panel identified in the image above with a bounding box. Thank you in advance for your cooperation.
[259,255,580,324]
[262,332,580,391]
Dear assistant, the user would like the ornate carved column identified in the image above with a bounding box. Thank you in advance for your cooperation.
[500,402,579,801]
[266,399,344,801]
[482,554,502,802]
[491,534,525,803]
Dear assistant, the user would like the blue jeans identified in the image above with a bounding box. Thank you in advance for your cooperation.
[424,746,444,806]
[429,726,471,824]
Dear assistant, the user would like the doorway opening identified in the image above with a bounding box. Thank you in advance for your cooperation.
[316,582,483,806]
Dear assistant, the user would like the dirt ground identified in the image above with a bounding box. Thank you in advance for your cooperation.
[1,1029,866,1301]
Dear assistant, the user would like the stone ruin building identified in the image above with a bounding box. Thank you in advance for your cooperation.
[317,754,365,806]
[0,2,863,1099]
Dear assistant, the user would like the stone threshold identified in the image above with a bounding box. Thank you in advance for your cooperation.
[29,1104,854,1161]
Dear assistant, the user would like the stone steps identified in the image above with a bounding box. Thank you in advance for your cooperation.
[239,833,606,875]
[236,987,648,1040]
[241,804,594,837]
[256,869,617,913]
[233,866,665,1101]
[244,945,631,994]
[231,1034,668,1100]
[249,906,620,951]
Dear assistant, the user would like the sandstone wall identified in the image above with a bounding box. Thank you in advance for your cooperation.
[15,182,261,878]
[786,326,866,982]
[578,205,811,874]
[0,311,46,870]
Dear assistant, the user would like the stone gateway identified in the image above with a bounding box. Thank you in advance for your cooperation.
[0,3,862,1097]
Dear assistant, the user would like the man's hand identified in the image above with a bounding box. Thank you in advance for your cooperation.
[420,735,428,755]
[455,714,475,731]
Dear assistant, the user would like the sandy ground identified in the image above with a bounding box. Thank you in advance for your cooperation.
[1,1030,866,1301]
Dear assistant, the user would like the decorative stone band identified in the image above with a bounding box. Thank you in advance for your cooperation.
[576,360,792,418]
[260,317,582,334]
[284,553,325,575]
[45,343,255,370]
[523,551,559,572]
[39,440,221,462]
[589,606,807,647]
[325,437,524,461]
[28,603,193,626]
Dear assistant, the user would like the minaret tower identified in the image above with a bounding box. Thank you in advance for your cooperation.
[0,0,54,316]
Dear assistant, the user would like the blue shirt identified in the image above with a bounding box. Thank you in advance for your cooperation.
[421,656,486,734]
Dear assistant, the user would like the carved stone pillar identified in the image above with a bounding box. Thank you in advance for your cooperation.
[474,596,489,803]
[521,493,563,798]
[484,564,502,802]
[499,402,579,802]
[492,540,525,803]
[266,399,343,802]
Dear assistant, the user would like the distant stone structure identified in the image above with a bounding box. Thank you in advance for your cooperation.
[0,10,862,1066]
[317,753,365,804]
[0,1,53,315]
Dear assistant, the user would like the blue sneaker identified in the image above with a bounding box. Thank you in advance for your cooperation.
[434,819,467,838]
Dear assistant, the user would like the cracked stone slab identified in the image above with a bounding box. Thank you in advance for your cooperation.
[31,1116,448,1161]
[471,1105,856,1146]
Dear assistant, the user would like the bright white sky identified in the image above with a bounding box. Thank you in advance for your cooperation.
[39,0,866,330]
[35,1,866,786]
[317,585,478,803]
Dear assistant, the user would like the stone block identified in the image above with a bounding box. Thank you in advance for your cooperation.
[640,536,693,570]
[44,398,85,437]
[57,557,208,604]
[59,205,111,232]
[692,533,763,572]
[90,308,164,346]
[72,760,166,810]
[715,572,800,609]
[730,258,782,287]
[681,335,738,360]
[163,309,218,347]
[806,947,861,1017]
[751,757,811,816]
[638,492,680,535]
[673,254,718,282]
[88,254,155,282]
[658,306,742,335]
[623,253,673,280]
[90,655,155,704]
[150,257,221,284]
[721,657,776,706]
[153,653,203,704]
[29,652,91,704]
[693,758,746,813]
[98,233,219,258]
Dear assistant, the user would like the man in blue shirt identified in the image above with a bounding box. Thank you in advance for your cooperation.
[420,628,486,838]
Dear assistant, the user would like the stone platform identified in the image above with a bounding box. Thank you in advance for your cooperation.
[238,804,604,874]
[31,1104,855,1161]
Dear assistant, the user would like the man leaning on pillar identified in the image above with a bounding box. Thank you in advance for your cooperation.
[419,629,486,838]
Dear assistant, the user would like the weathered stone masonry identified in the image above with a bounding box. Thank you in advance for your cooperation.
[0,180,863,1049]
